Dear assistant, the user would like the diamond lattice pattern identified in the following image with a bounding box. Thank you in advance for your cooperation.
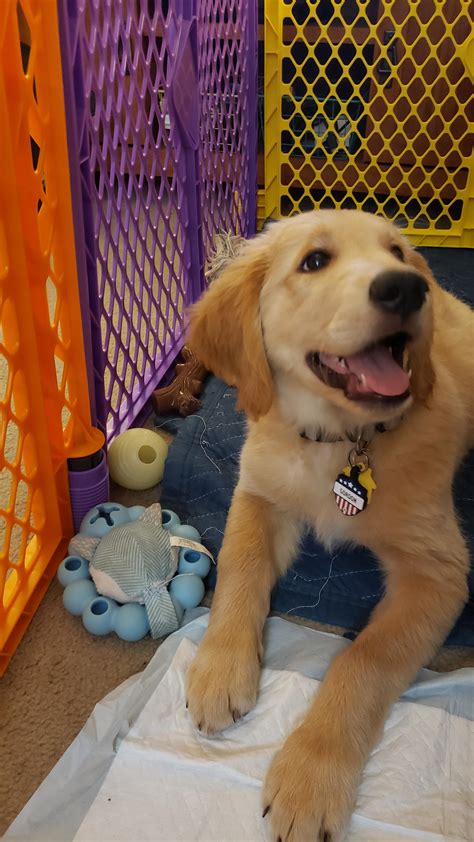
[266,0,473,243]
[198,0,255,256]
[79,2,194,437]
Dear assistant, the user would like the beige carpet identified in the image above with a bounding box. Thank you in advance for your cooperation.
[1,471,473,835]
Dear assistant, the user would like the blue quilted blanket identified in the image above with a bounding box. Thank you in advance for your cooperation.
[159,375,474,647]
[160,247,474,646]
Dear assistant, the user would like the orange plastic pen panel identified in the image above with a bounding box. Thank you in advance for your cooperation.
[0,0,104,674]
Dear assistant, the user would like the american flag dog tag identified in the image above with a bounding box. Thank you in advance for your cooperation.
[333,463,376,517]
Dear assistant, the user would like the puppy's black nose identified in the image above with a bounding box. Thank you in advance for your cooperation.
[369,271,428,318]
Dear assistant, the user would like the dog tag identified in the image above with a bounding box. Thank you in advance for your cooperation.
[333,464,376,516]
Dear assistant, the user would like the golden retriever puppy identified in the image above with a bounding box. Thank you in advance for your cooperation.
[186,210,473,842]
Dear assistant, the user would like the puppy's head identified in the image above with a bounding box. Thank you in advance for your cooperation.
[188,210,435,424]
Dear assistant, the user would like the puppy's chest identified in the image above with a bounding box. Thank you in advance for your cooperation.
[262,443,367,543]
[296,445,360,539]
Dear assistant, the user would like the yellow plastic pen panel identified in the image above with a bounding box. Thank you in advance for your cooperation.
[265,0,473,246]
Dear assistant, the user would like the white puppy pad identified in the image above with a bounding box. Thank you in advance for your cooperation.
[74,638,472,842]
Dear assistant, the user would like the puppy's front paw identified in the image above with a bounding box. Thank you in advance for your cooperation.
[186,633,261,735]
[263,724,359,842]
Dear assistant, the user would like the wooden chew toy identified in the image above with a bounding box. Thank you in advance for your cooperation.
[152,346,208,416]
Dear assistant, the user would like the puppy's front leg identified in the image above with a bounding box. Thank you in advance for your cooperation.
[187,488,300,734]
[264,542,468,842]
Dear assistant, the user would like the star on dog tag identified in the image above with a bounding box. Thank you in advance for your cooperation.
[333,464,376,516]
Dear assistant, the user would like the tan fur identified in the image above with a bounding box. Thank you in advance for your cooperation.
[186,210,473,842]
[188,239,273,419]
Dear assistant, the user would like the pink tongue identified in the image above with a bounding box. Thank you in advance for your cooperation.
[321,347,409,397]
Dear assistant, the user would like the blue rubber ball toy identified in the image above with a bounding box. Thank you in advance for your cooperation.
[57,555,90,588]
[63,579,97,616]
[169,574,205,610]
[161,509,181,532]
[80,503,146,538]
[178,548,211,579]
[82,597,117,636]
[61,504,212,642]
[171,524,202,543]
[114,603,150,641]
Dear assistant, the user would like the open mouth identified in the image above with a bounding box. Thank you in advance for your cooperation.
[306,332,412,403]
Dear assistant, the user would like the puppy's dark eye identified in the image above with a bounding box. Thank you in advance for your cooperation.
[390,244,405,262]
[300,251,330,272]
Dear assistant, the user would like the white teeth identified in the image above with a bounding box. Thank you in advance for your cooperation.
[338,357,347,369]
[359,374,367,387]
[408,369,412,380]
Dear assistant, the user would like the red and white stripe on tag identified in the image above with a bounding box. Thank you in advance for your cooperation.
[335,495,359,516]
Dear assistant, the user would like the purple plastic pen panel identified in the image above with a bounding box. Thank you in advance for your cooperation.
[71,0,203,439]
[197,0,258,257]
[61,1,257,441]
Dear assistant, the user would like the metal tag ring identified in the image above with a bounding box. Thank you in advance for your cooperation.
[349,448,369,470]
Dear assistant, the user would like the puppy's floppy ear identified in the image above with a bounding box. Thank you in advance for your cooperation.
[406,248,434,282]
[187,237,273,420]
[406,248,436,404]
